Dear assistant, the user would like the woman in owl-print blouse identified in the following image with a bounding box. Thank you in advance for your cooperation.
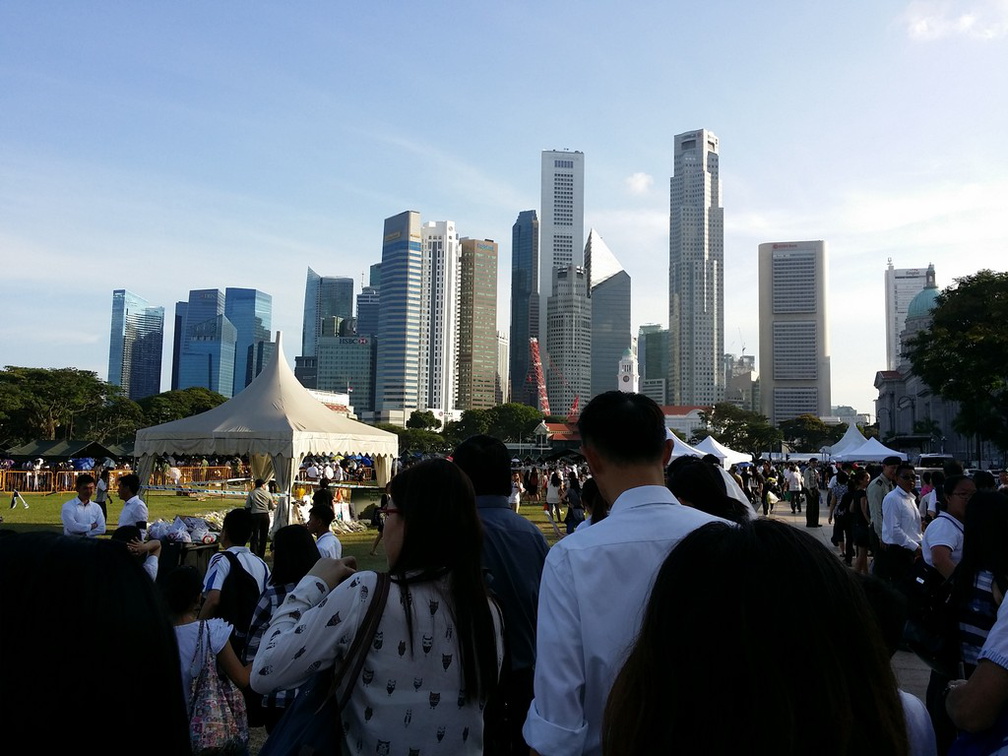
[251,458,504,756]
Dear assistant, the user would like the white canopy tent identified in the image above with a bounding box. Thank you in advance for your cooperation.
[133,332,398,528]
[831,437,907,463]
[693,436,751,467]
[666,429,703,459]
[824,424,869,459]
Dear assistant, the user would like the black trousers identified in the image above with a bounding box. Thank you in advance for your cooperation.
[249,512,270,558]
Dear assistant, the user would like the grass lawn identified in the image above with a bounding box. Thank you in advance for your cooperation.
[1,489,564,572]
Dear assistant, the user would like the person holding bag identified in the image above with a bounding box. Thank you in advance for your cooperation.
[251,458,504,756]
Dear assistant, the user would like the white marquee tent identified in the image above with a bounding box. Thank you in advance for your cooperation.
[693,436,751,467]
[824,424,869,459]
[666,430,703,459]
[831,436,907,463]
[133,332,399,525]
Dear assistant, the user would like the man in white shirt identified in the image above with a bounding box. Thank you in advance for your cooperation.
[881,463,922,584]
[307,504,342,559]
[523,391,722,756]
[61,473,106,537]
[199,508,271,620]
[116,473,149,531]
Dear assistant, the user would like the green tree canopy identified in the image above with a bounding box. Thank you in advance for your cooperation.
[698,402,782,457]
[906,269,1008,450]
[406,410,440,430]
[485,403,544,442]
[136,387,228,426]
[0,367,117,444]
[778,414,845,453]
[442,409,490,447]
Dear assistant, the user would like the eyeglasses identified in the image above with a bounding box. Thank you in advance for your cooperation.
[949,490,975,499]
[377,507,401,516]
[897,474,916,481]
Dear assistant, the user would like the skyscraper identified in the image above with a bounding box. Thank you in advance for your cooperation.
[509,209,539,406]
[586,229,631,399]
[539,150,584,405]
[419,221,461,417]
[638,324,669,405]
[225,287,272,396]
[458,238,499,411]
[175,289,237,398]
[108,289,164,400]
[758,240,831,425]
[496,331,510,405]
[668,129,724,406]
[884,260,931,370]
[355,286,380,338]
[375,211,422,422]
[545,265,591,416]
[316,320,376,414]
[301,268,354,358]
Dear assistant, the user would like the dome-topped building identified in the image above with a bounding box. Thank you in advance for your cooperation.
[900,264,938,367]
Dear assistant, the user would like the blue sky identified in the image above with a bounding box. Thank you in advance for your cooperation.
[2,1,1005,416]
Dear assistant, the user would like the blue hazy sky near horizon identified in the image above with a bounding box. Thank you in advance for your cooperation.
[2,1,1006,417]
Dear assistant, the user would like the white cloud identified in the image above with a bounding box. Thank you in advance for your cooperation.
[902,0,1008,40]
[624,172,654,196]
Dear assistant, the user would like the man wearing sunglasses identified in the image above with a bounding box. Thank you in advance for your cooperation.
[881,462,922,584]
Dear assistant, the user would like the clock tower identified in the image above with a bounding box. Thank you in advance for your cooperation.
[617,347,638,393]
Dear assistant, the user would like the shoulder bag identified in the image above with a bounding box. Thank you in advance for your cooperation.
[260,572,391,756]
[189,620,249,755]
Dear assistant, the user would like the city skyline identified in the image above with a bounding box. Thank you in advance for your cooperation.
[3,3,1005,416]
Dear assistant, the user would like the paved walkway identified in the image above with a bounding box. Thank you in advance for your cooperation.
[765,498,931,702]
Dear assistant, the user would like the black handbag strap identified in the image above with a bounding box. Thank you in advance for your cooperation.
[319,572,391,712]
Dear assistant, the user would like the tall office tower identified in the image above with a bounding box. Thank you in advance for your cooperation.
[171,300,187,391]
[225,288,272,396]
[668,129,724,406]
[724,353,758,411]
[176,289,237,398]
[458,238,499,411]
[586,229,631,399]
[758,241,831,425]
[301,268,354,358]
[108,289,164,400]
[545,265,591,416]
[356,286,380,338]
[884,260,931,370]
[496,331,510,405]
[539,150,585,384]
[369,262,382,289]
[638,324,669,405]
[316,318,376,413]
[509,209,540,406]
[418,221,461,417]
[375,211,423,421]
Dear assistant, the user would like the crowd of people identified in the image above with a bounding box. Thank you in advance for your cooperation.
[7,390,1008,754]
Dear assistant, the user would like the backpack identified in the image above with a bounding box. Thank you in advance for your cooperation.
[216,551,261,662]
[902,558,960,678]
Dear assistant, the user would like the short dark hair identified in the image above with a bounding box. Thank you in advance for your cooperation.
[942,474,966,498]
[308,505,335,526]
[76,473,95,488]
[161,565,203,615]
[253,478,266,488]
[270,525,320,586]
[896,463,916,480]
[118,473,140,496]
[222,508,253,546]
[111,525,142,544]
[451,435,511,497]
[578,392,666,465]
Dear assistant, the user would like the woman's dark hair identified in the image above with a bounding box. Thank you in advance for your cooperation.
[666,455,748,524]
[161,565,204,616]
[0,533,191,753]
[568,475,582,495]
[835,470,849,486]
[956,490,1008,599]
[387,458,497,703]
[603,520,908,756]
[550,471,561,487]
[270,525,321,586]
[580,477,609,524]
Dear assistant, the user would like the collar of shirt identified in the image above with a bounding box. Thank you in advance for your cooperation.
[610,485,679,514]
[475,494,512,510]
[125,495,143,507]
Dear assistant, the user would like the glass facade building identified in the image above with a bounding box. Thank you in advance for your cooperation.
[176,289,237,398]
[301,268,354,358]
[586,229,631,399]
[509,209,539,406]
[108,289,164,400]
[225,288,272,396]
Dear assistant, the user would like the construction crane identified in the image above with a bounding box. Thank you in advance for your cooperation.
[528,338,550,416]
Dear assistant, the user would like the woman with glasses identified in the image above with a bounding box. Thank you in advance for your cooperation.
[251,458,504,755]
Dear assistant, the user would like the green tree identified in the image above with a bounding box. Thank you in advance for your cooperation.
[0,367,113,443]
[778,414,838,452]
[406,410,440,430]
[399,428,450,455]
[906,270,1008,451]
[698,402,781,458]
[442,409,490,447]
[485,403,544,441]
[137,387,228,426]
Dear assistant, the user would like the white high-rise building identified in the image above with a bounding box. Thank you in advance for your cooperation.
[668,129,723,406]
[419,220,461,418]
[539,150,585,381]
[885,260,931,370]
[545,265,591,417]
[758,240,831,425]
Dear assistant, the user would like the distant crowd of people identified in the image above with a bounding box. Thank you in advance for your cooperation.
[7,391,1008,755]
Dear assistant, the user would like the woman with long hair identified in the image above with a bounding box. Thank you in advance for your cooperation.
[251,458,503,755]
[603,519,924,756]
[846,468,872,575]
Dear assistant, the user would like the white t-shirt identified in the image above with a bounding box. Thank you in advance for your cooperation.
[175,619,233,710]
[899,689,938,756]
[922,513,965,569]
[202,546,271,595]
[316,530,342,559]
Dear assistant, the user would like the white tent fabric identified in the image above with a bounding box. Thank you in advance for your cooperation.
[133,332,398,530]
[831,437,907,463]
[666,429,703,459]
[693,436,751,467]
[824,424,869,458]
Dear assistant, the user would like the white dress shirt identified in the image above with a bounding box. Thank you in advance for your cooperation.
[523,485,723,756]
[61,497,106,537]
[315,530,342,559]
[882,486,923,550]
[117,495,149,529]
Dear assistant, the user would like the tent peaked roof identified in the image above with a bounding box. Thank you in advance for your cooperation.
[826,424,868,456]
[666,429,702,459]
[134,331,397,458]
[693,436,751,466]
[833,436,907,463]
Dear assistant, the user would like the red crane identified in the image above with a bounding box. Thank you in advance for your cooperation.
[528,338,550,416]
